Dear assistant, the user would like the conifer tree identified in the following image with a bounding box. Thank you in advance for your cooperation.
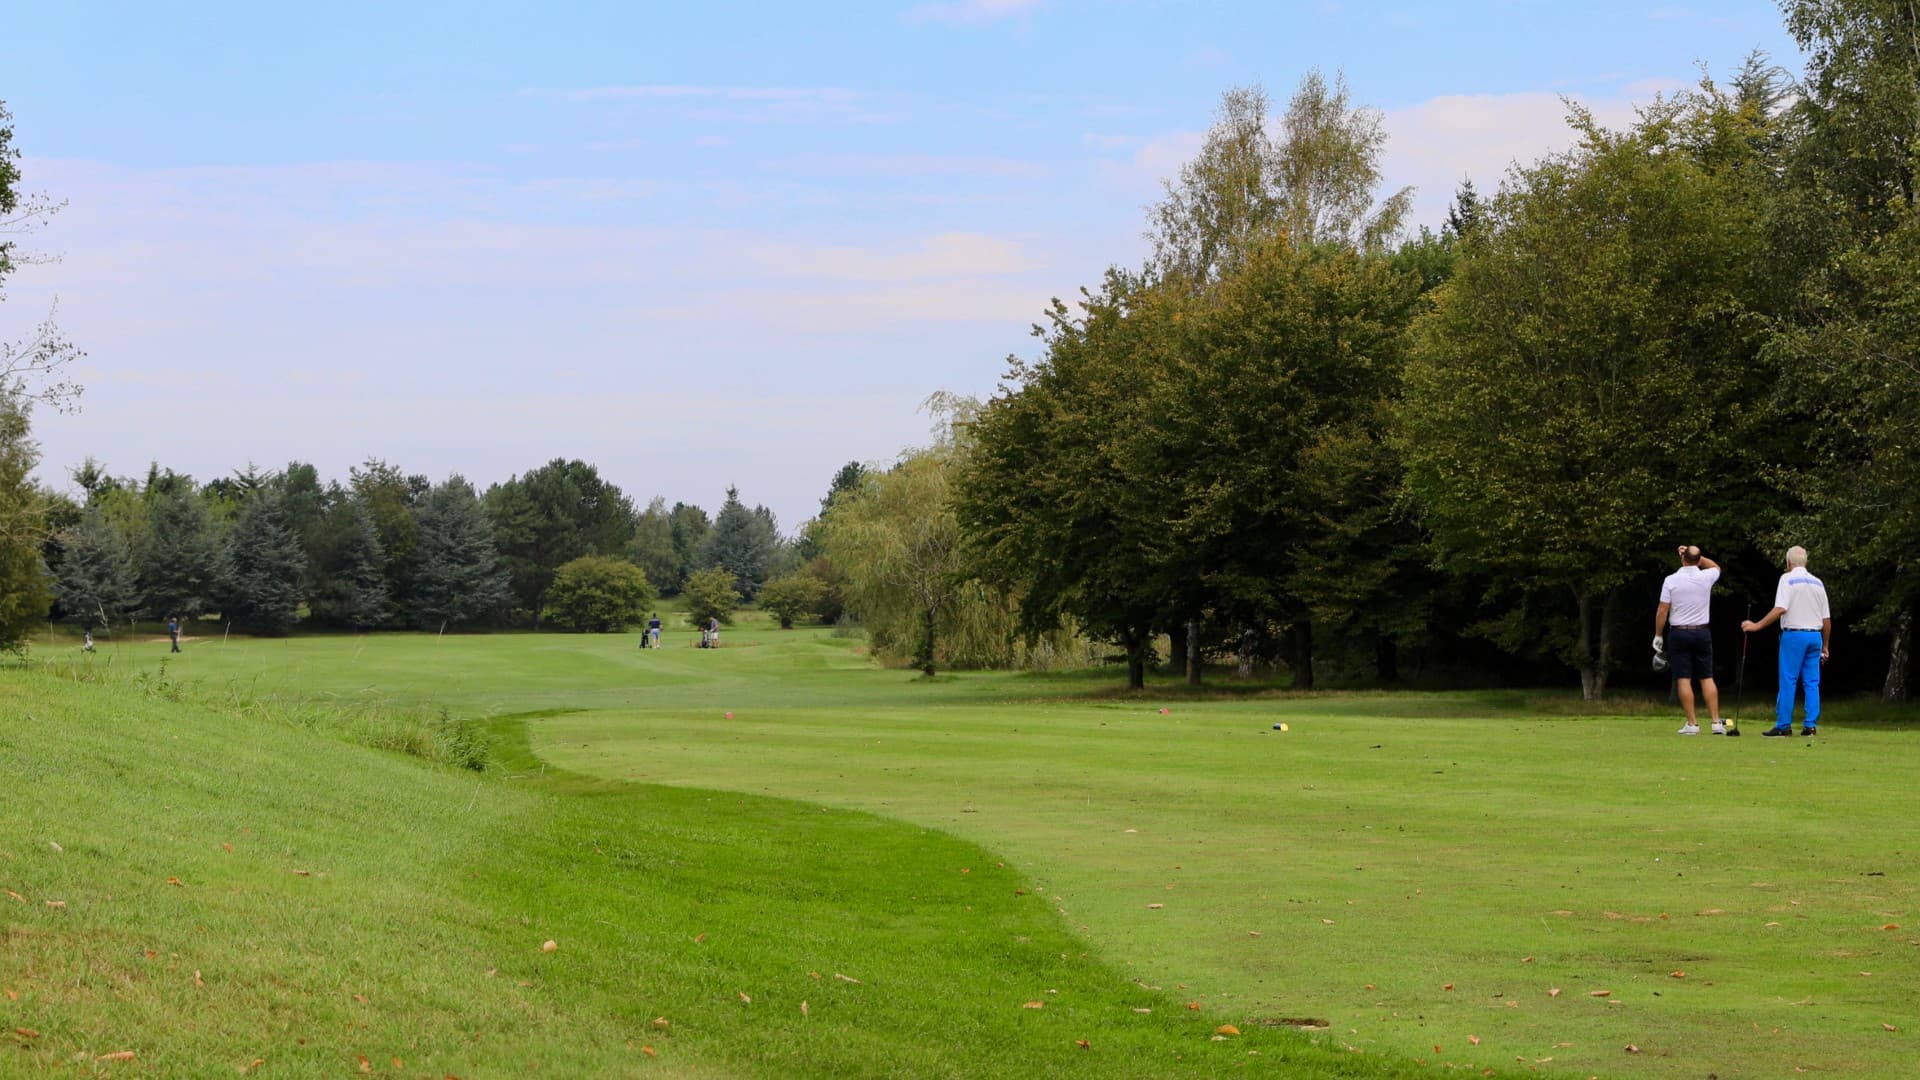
[220,490,305,636]
[137,484,225,620]
[53,505,138,628]
[410,476,509,630]
[697,486,781,600]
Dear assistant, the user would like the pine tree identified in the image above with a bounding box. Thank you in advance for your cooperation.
[138,485,225,619]
[697,486,781,600]
[307,498,389,629]
[410,476,509,630]
[53,506,138,628]
[221,491,306,636]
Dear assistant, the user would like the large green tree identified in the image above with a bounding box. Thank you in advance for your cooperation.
[1399,96,1778,699]
[305,496,390,630]
[627,497,680,594]
[52,505,139,629]
[410,476,509,631]
[0,395,47,652]
[696,486,781,601]
[220,489,306,636]
[137,481,225,620]
[485,459,636,624]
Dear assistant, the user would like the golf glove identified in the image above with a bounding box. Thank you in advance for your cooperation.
[1652,636,1669,673]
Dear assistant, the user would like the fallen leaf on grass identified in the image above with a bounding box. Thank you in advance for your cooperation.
[1520,956,1533,963]
[393,1057,404,1069]
[1132,1008,1151,1014]
[194,970,204,987]
[1022,1002,1044,1009]
[1670,971,1687,979]
[1248,931,1262,937]
[1216,1025,1241,1036]
[1321,918,1335,925]
[1697,909,1725,916]
[540,940,558,953]
[14,1028,39,1040]
[695,933,706,943]
[1443,983,1454,991]
[290,869,311,877]
[833,973,861,984]
[1881,924,1901,931]
[800,1001,809,1018]
[1075,1039,1090,1049]
[222,844,233,852]
[1364,983,1375,990]
[98,1051,136,1062]
[358,1055,371,1073]
[1186,1003,1200,1011]
[239,1057,264,1073]
[1885,1023,1899,1032]
[650,1017,670,1031]
[1549,988,1562,998]
[1625,1044,1641,1053]
[166,877,184,887]
[738,992,751,1005]
[353,994,368,1004]
[44,900,65,909]
[641,1046,657,1057]
[49,841,62,853]
[3,990,16,1001]
[1589,990,1611,998]
[4,890,22,903]
[1468,1035,1480,1045]
[1146,903,1164,910]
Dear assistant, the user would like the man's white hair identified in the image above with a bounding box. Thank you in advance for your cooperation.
[1786,545,1809,568]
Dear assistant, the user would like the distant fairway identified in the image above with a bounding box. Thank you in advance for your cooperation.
[20,617,1920,1077]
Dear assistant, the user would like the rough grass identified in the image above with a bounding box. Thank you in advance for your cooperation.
[15,615,1920,1077]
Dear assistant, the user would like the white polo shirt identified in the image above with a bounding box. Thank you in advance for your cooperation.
[1774,568,1830,631]
[1659,565,1719,626]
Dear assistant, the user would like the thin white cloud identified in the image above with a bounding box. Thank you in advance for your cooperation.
[533,84,868,104]
[759,152,1049,179]
[904,0,1043,25]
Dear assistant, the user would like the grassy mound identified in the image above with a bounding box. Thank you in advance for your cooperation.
[1,669,1446,1077]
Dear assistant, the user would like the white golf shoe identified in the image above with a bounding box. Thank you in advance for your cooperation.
[1677,723,1700,735]
[1710,721,1727,734]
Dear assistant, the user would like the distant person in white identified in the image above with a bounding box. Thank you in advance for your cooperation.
[1654,545,1728,735]
[1741,546,1832,736]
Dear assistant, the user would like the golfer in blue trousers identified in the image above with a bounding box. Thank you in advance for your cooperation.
[1741,546,1832,737]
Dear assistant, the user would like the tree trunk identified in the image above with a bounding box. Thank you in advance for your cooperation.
[1375,636,1398,682]
[1574,590,1615,702]
[1885,608,1912,703]
[1292,621,1315,691]
[1186,617,1202,686]
[915,606,937,677]
[1166,622,1189,675]
[1124,627,1147,690]
[1235,628,1256,680]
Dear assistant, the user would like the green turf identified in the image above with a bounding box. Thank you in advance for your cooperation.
[13,616,1919,1077]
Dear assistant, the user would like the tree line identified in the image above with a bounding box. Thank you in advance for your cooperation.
[811,1,1920,700]
[29,456,819,637]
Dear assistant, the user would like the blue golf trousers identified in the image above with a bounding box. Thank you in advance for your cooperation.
[1776,630,1823,730]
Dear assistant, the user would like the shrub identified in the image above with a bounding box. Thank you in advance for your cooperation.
[681,566,740,627]
[543,555,656,633]
[757,572,827,628]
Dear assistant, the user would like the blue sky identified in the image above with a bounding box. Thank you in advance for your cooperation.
[5,1,1799,530]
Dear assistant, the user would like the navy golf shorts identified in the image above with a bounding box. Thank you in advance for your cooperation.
[1668,627,1713,681]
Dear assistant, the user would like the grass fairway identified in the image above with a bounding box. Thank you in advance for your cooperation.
[15,617,1920,1078]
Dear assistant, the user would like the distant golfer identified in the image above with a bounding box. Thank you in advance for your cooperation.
[168,616,182,653]
[1742,546,1831,737]
[1654,545,1729,735]
[647,612,662,649]
[707,615,720,649]
[83,628,95,653]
